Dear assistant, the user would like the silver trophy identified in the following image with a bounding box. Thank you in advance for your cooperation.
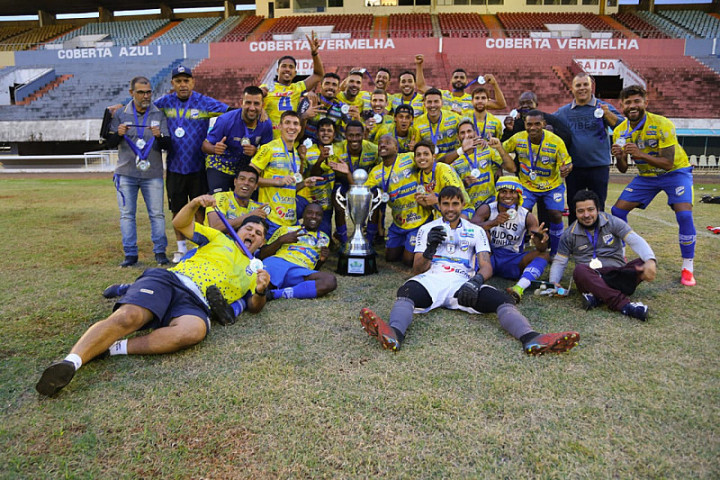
[335,169,382,275]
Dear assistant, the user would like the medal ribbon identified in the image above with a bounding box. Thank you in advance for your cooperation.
[125,104,155,160]
[585,224,600,260]
[593,101,607,142]
[473,113,487,139]
[212,207,255,259]
[421,163,436,191]
[381,160,396,193]
[174,96,189,131]
[526,132,545,176]
[621,114,647,143]
[464,150,479,172]
[429,114,442,148]
[282,140,298,175]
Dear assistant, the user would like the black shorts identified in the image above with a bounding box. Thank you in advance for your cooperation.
[114,268,211,333]
[166,170,209,214]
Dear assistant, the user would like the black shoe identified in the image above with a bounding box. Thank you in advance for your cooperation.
[120,256,138,268]
[36,360,76,396]
[264,289,275,301]
[206,285,236,326]
[102,283,130,299]
[155,253,170,266]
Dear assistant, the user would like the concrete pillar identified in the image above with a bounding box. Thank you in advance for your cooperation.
[98,7,114,22]
[224,1,237,19]
[159,3,174,19]
[38,10,56,27]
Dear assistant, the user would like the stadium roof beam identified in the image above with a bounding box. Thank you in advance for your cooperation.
[0,1,241,17]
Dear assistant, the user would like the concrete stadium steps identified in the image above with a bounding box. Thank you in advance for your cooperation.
[259,14,373,41]
[48,19,170,47]
[150,17,222,45]
[600,15,637,39]
[140,21,180,46]
[480,15,505,38]
[15,74,73,105]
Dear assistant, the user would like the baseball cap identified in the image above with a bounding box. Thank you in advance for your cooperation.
[172,65,192,78]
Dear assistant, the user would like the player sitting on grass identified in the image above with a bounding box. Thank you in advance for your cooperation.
[549,190,657,321]
[360,186,579,355]
[35,195,270,396]
[472,176,550,303]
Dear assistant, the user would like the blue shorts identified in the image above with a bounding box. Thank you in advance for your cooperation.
[263,256,316,289]
[618,167,694,208]
[265,219,282,239]
[387,223,421,251]
[114,268,210,333]
[522,184,566,212]
[491,249,530,280]
[296,196,333,237]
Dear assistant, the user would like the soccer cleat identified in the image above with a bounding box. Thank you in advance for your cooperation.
[172,251,185,264]
[205,285,236,326]
[102,283,130,299]
[506,285,524,304]
[582,292,602,311]
[621,302,649,321]
[680,268,696,286]
[36,360,76,396]
[523,331,580,355]
[120,256,138,268]
[360,308,400,352]
[155,253,170,266]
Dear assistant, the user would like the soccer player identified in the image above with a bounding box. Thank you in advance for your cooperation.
[443,118,514,209]
[415,54,506,114]
[35,195,270,396]
[414,88,461,156]
[375,104,420,154]
[250,111,311,238]
[298,72,348,142]
[203,86,273,193]
[261,32,324,138]
[555,73,624,223]
[374,67,391,95]
[297,118,341,237]
[365,89,394,143]
[364,135,430,266]
[258,203,337,300]
[359,186,579,355]
[154,65,229,263]
[204,165,268,233]
[336,70,366,117]
[610,85,696,286]
[502,110,573,255]
[551,190,657,320]
[413,140,473,219]
[390,70,424,117]
[472,176,550,303]
[464,86,503,140]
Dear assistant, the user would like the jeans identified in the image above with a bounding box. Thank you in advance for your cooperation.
[116,174,167,256]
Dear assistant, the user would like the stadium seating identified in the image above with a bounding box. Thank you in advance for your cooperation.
[611,12,669,39]
[260,14,372,40]
[150,17,221,45]
[0,25,75,51]
[388,14,433,38]
[695,55,720,75]
[438,13,488,38]
[0,25,33,42]
[634,11,693,39]
[497,12,623,38]
[220,15,265,42]
[657,10,720,39]
[48,19,169,47]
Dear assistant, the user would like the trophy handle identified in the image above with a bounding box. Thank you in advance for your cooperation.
[369,189,383,217]
[335,188,347,213]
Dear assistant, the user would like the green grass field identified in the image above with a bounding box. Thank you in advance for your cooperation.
[1,177,719,479]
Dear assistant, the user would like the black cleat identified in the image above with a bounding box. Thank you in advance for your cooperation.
[155,253,170,266]
[206,285,236,326]
[36,360,76,396]
[102,283,130,299]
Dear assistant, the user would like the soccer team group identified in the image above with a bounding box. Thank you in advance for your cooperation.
[35,32,698,396]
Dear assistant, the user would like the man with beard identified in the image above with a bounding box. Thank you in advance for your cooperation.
[154,65,229,263]
[555,73,623,223]
[35,195,270,396]
[203,165,268,234]
[414,88,460,156]
[258,203,336,300]
[374,104,420,154]
[203,86,273,193]
[464,86,503,141]
[550,190,657,320]
[415,55,506,115]
[298,72,347,142]
[261,31,324,138]
[365,89,394,143]
[335,70,365,121]
[359,186,579,355]
[502,110,573,256]
[390,68,425,117]
[610,85,696,286]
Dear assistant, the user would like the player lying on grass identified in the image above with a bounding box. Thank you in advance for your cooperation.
[36,195,270,396]
[360,185,579,355]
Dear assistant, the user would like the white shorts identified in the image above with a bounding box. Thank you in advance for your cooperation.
[411,271,479,315]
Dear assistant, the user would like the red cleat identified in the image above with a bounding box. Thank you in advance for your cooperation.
[360,308,400,352]
[681,268,696,286]
[523,331,580,355]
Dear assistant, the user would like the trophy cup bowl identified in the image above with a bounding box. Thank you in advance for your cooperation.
[335,169,381,275]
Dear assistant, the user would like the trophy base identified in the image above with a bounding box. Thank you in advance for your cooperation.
[337,252,378,276]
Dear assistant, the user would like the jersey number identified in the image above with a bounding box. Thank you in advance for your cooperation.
[279,96,292,111]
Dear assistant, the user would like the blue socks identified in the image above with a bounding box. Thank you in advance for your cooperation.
[611,205,629,222]
[230,298,247,317]
[675,210,696,260]
[271,280,318,299]
[549,222,564,256]
[522,257,548,282]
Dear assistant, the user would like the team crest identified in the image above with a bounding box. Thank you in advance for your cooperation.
[553,192,562,203]
[637,140,645,149]
[446,243,456,254]
[190,109,199,118]
[648,139,658,148]
[676,186,685,196]
[479,160,488,169]
[603,234,614,245]
[409,234,417,246]
[460,240,470,251]
[541,156,551,164]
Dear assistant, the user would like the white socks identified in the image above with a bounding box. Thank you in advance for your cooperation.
[517,278,532,289]
[177,240,187,254]
[108,339,128,356]
[682,258,694,272]
[64,353,82,370]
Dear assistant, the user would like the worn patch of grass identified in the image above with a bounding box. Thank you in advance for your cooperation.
[0,177,718,479]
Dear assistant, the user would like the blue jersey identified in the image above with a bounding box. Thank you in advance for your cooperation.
[205,109,274,175]
[155,92,228,174]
